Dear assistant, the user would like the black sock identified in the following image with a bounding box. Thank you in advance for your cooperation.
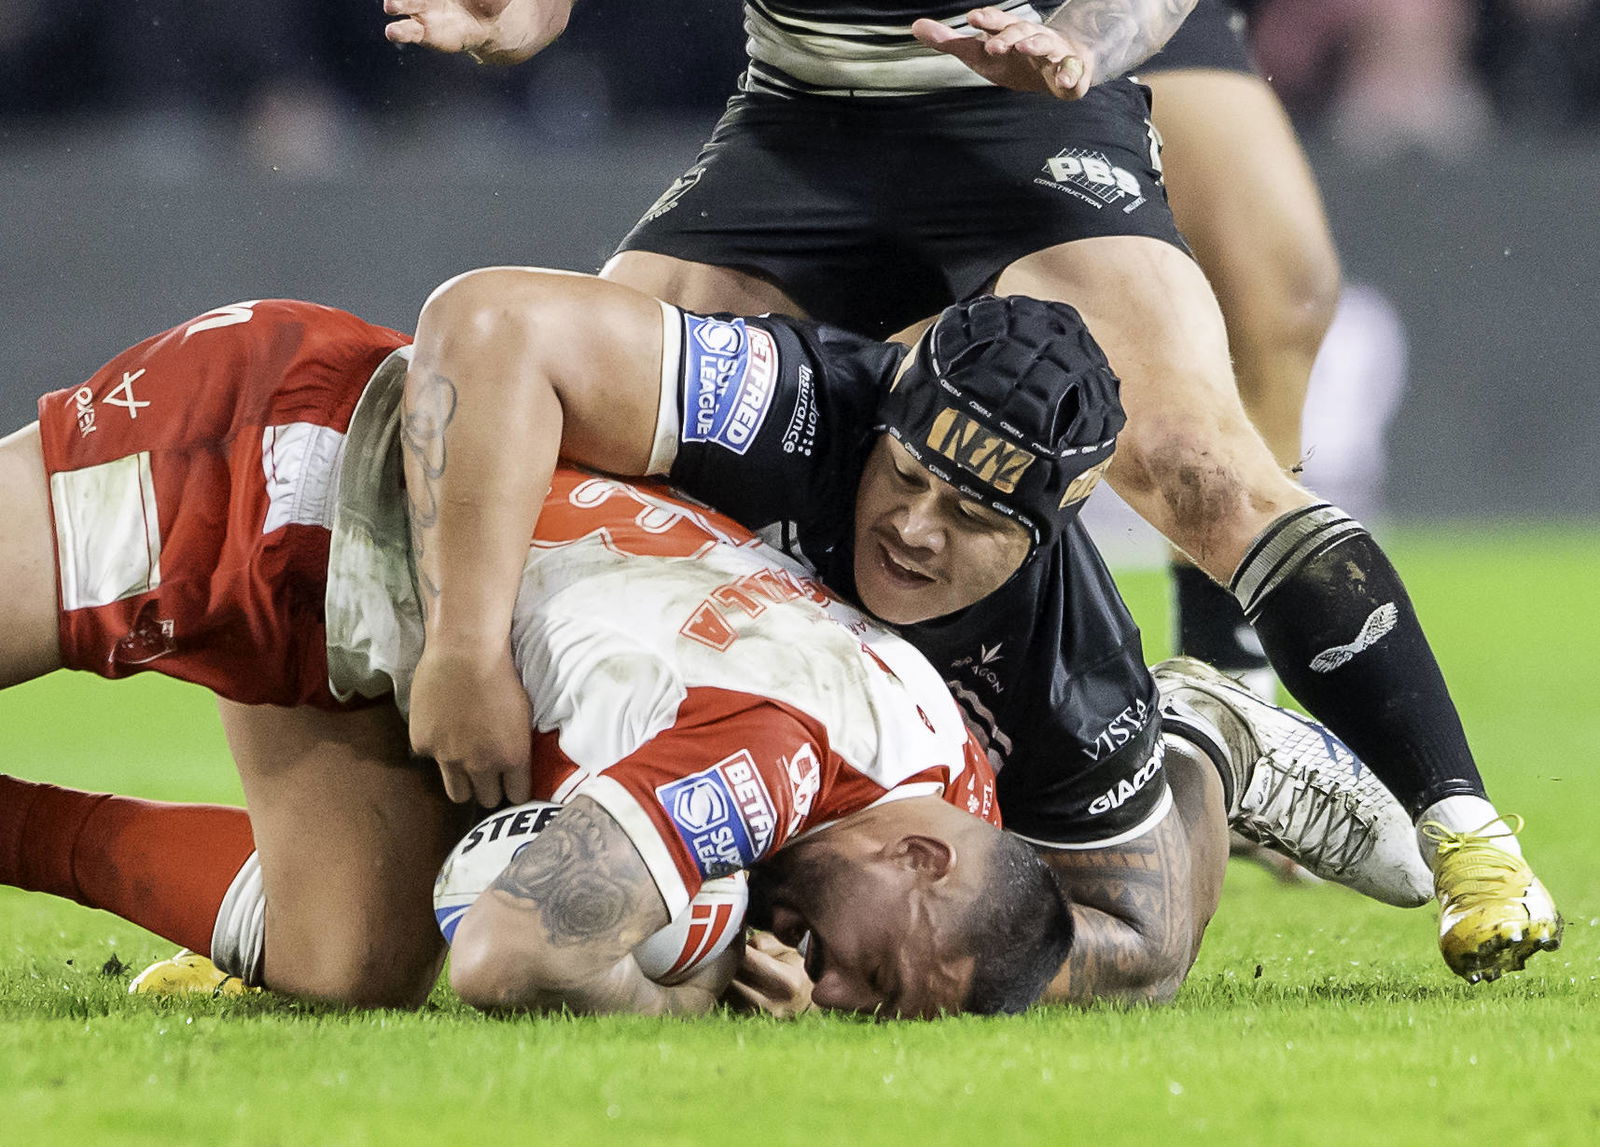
[1172,562,1271,675]
[1232,504,1487,816]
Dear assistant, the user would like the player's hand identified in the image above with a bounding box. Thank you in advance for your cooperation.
[725,931,815,1019]
[409,643,533,807]
[655,944,744,1014]
[382,0,573,65]
[912,8,1094,100]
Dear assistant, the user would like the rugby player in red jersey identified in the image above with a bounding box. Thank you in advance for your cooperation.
[0,298,1072,1017]
[389,269,1440,1009]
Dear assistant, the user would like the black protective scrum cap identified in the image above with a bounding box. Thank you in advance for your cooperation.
[879,295,1125,548]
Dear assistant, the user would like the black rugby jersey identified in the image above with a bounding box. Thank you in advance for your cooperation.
[743,0,1068,95]
[665,310,1167,848]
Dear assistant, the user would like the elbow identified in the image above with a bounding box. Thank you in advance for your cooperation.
[417,266,581,351]
[412,267,621,418]
[448,905,560,1013]
[448,923,527,1012]
[1043,911,1197,1008]
[1101,923,1196,1006]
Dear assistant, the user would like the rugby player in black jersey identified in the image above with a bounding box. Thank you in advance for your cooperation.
[393,270,1456,1006]
[384,0,1560,984]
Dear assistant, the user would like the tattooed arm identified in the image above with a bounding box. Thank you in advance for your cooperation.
[1035,811,1201,1005]
[913,1,1196,99]
[402,269,669,806]
[450,798,736,1014]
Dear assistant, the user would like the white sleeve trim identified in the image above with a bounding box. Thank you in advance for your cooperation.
[645,300,683,476]
[1009,785,1174,852]
[575,774,692,919]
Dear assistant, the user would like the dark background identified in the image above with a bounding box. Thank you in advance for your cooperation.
[2,0,1596,519]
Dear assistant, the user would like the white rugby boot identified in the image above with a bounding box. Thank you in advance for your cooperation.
[1153,655,1432,908]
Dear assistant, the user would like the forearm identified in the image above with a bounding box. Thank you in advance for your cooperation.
[1038,820,1199,1005]
[449,798,723,1016]
[1046,903,1181,1005]
[1044,0,1197,80]
[465,949,717,1016]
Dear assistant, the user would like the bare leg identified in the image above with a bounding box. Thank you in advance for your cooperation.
[218,698,471,1008]
[996,234,1311,576]
[0,423,64,686]
[601,251,808,318]
[994,236,1551,989]
[1146,66,1343,689]
[1149,68,1341,475]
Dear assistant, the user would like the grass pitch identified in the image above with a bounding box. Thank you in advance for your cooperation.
[2,524,1596,1145]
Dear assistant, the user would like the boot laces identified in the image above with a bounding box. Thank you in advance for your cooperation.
[1236,755,1373,876]
[1421,815,1529,909]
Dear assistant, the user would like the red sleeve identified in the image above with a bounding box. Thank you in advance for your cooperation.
[534,686,834,915]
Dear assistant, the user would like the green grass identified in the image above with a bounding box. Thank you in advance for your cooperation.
[2,524,1597,1144]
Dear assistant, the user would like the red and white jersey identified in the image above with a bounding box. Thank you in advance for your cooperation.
[517,471,998,913]
[324,369,999,917]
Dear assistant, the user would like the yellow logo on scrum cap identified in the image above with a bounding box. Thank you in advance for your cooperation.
[926,407,1036,494]
[1059,454,1113,508]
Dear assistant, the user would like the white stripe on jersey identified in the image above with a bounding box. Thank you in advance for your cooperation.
[1010,784,1173,851]
[581,775,695,918]
[742,0,1046,96]
[946,680,1016,773]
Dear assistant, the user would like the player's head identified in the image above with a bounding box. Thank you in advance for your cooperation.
[746,797,1073,1018]
[854,295,1124,624]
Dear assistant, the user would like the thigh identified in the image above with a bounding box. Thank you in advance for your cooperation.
[220,698,472,1008]
[1150,70,1342,347]
[610,93,862,323]
[0,423,63,686]
[995,235,1312,574]
[1151,69,1341,466]
[602,251,807,319]
[1149,70,1339,316]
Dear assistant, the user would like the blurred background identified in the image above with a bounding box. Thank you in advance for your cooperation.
[1,0,1596,523]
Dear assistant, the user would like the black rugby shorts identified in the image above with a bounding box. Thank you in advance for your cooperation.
[616,79,1189,339]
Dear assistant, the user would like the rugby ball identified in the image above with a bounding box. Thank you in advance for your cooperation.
[433,800,747,985]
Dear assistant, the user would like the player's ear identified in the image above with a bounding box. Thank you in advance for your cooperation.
[890,834,955,880]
